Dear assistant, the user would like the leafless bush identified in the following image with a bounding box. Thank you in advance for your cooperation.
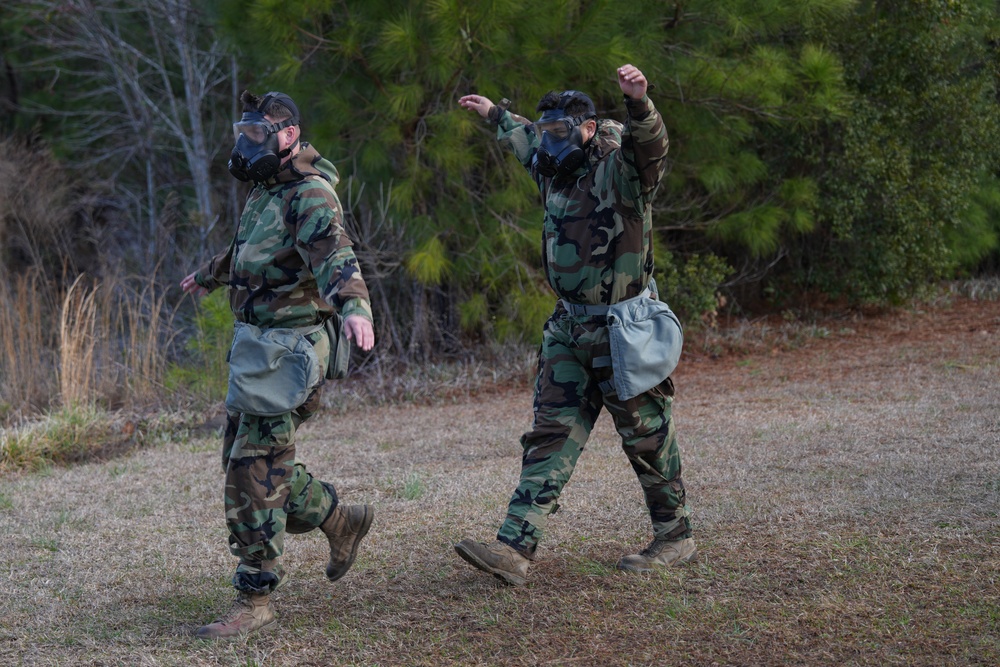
[0,137,80,276]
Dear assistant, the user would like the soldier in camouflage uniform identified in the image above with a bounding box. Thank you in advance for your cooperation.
[180,90,375,637]
[454,64,695,585]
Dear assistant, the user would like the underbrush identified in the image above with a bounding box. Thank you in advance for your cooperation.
[947,275,1000,301]
[3,277,997,474]
[0,404,190,473]
[320,343,538,414]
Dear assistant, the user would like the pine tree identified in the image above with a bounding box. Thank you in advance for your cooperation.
[213,0,865,351]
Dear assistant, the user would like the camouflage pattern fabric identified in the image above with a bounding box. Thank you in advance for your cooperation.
[195,145,371,594]
[224,329,336,594]
[492,93,691,556]
[194,143,373,328]
[496,307,690,557]
[496,94,668,305]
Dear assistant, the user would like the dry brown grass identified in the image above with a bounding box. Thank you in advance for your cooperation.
[0,271,59,418]
[58,273,176,410]
[58,275,102,407]
[1,271,178,472]
[1,296,998,666]
[1,270,176,447]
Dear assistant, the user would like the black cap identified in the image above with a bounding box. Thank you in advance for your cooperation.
[558,90,596,118]
[259,91,300,125]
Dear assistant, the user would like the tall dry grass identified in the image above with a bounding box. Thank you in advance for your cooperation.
[2,272,177,420]
[0,271,59,418]
[58,275,101,407]
[105,274,177,405]
[59,272,178,410]
[2,271,180,470]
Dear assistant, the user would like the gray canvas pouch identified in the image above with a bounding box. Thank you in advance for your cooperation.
[606,296,683,401]
[225,322,322,416]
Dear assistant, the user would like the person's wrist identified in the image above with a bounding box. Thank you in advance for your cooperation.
[487,98,510,126]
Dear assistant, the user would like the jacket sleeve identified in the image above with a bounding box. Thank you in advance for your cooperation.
[496,109,539,171]
[615,94,670,212]
[194,241,234,292]
[294,180,373,322]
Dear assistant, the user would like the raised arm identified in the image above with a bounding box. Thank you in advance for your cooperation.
[459,94,493,119]
[615,64,669,208]
[459,93,538,170]
[618,64,648,100]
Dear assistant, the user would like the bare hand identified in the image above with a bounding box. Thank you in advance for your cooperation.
[618,64,648,100]
[180,271,208,297]
[344,314,375,352]
[459,94,494,119]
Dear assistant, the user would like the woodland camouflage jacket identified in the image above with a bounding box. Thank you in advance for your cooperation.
[496,94,669,306]
[195,143,372,329]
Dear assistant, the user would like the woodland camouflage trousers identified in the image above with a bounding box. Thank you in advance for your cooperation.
[220,330,338,594]
[497,308,691,557]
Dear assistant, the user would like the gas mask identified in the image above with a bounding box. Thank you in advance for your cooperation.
[532,90,597,179]
[228,92,300,183]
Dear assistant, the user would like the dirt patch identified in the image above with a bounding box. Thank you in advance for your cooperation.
[680,293,1000,385]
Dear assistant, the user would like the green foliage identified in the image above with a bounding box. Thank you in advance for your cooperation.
[1,403,108,472]
[402,472,425,501]
[496,286,554,345]
[164,290,232,400]
[0,406,185,472]
[807,0,1000,304]
[406,236,453,286]
[458,292,489,334]
[950,179,1000,270]
[658,249,733,329]
[647,1,854,304]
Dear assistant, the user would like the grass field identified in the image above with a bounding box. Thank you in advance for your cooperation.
[1,296,998,666]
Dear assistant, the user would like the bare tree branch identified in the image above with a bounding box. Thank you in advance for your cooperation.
[13,0,232,266]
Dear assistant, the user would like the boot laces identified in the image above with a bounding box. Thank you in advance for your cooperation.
[640,539,668,558]
[216,594,255,624]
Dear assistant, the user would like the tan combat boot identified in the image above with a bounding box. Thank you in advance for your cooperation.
[320,504,374,582]
[616,537,697,572]
[454,539,530,586]
[195,592,275,639]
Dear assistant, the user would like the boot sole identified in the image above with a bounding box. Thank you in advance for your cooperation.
[195,616,277,640]
[326,506,374,582]
[616,547,698,573]
[454,542,527,586]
